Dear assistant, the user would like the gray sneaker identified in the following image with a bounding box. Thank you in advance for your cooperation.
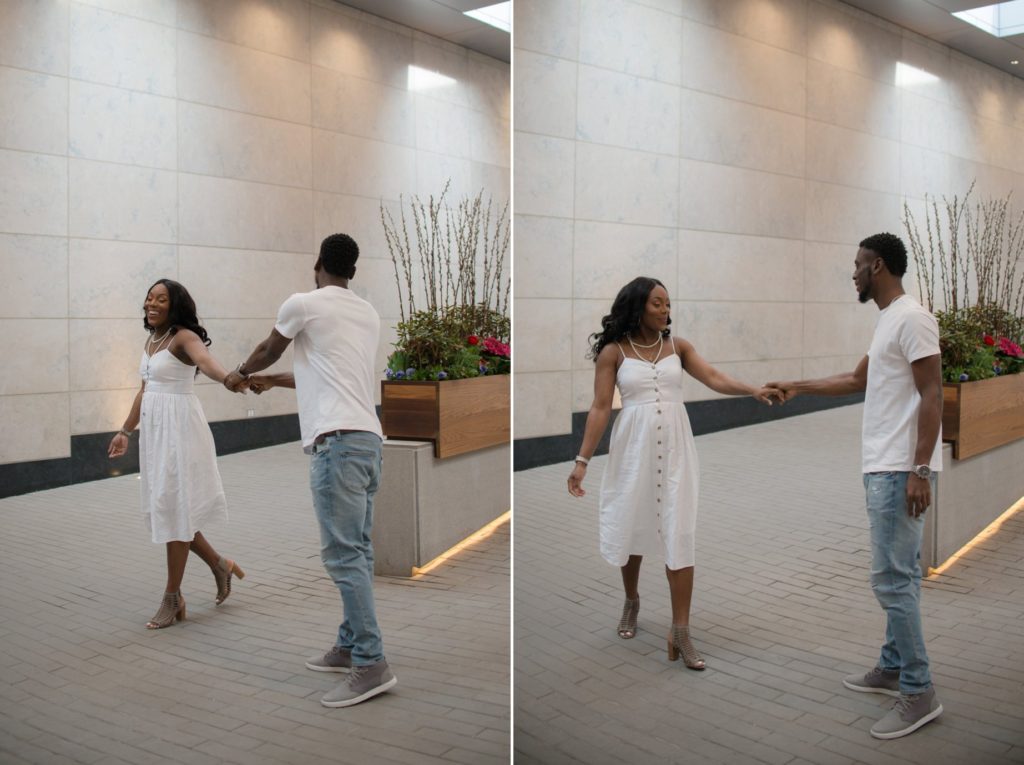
[305,645,351,673]
[870,687,943,739]
[842,666,900,697]
[321,659,397,708]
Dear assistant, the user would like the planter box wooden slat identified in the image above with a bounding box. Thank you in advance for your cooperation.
[942,374,1024,459]
[381,375,510,459]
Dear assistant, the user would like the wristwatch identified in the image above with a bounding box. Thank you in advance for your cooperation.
[912,464,932,480]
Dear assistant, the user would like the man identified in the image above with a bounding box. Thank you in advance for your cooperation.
[768,232,943,740]
[224,233,396,708]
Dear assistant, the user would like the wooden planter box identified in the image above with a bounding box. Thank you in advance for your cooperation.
[942,374,1024,459]
[381,375,510,459]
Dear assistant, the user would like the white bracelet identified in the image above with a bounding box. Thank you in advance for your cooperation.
[235,362,250,379]
[575,455,589,465]
[118,428,132,438]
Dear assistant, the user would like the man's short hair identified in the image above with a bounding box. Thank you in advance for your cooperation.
[859,232,907,277]
[319,233,359,278]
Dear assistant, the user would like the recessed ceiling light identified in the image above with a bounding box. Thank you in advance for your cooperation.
[952,1,1024,37]
[464,2,510,33]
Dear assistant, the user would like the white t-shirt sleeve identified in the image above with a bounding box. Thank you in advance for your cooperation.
[274,293,307,340]
[898,308,940,363]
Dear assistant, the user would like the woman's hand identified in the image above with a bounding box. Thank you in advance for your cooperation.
[567,463,587,497]
[108,432,128,459]
[753,386,785,405]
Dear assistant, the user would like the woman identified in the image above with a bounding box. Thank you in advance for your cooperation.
[108,279,246,629]
[567,277,779,669]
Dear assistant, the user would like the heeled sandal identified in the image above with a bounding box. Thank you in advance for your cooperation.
[667,625,705,670]
[146,590,186,629]
[213,557,245,605]
[617,596,640,639]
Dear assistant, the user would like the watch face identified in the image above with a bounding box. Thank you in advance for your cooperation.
[915,466,931,478]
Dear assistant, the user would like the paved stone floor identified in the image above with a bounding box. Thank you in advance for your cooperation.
[0,442,509,765]
[515,404,1024,765]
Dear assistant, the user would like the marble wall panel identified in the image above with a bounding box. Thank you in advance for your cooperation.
[469,112,510,169]
[678,0,807,54]
[679,159,804,238]
[514,51,576,140]
[415,152,476,202]
[804,182,900,246]
[576,66,679,156]
[0,67,68,155]
[414,96,473,160]
[514,371,573,439]
[806,0,901,85]
[69,159,176,242]
[898,35,950,106]
[513,215,574,300]
[312,130,416,202]
[0,393,70,463]
[572,368,622,413]
[514,133,575,219]
[178,102,312,187]
[680,90,805,176]
[802,353,866,379]
[0,150,68,236]
[948,53,1016,126]
[0,319,68,395]
[179,174,312,253]
[70,388,140,435]
[177,31,311,124]
[313,193,401,266]
[465,53,511,121]
[69,319,148,391]
[576,143,679,227]
[672,302,804,363]
[677,231,804,303]
[313,67,414,147]
[69,240,178,319]
[411,38,474,111]
[571,299,615,370]
[0,0,68,76]
[75,0,175,25]
[176,248,306,320]
[948,158,1017,201]
[310,3,412,90]
[514,0,579,60]
[803,301,876,358]
[177,0,311,62]
[806,62,899,140]
[70,5,175,96]
[471,162,511,207]
[341,255,403,324]
[900,144,951,202]
[0,235,68,318]
[573,222,677,300]
[69,81,176,170]
[806,121,900,193]
[803,240,860,304]
[682,21,806,115]
[515,299,573,373]
[579,0,682,84]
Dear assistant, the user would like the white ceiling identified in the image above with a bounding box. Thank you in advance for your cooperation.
[840,0,1024,79]
[333,0,509,62]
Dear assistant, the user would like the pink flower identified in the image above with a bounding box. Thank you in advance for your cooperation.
[482,337,510,357]
[983,334,995,346]
[997,337,1023,358]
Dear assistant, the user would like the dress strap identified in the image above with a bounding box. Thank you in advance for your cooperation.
[614,342,626,359]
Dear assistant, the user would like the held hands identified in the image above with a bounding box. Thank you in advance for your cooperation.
[764,381,798,403]
[567,463,587,497]
[246,375,275,395]
[222,370,250,393]
[752,386,786,406]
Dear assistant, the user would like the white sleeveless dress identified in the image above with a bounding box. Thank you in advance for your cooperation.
[598,350,700,569]
[138,349,228,543]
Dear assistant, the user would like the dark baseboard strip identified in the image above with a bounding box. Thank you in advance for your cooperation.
[513,393,864,471]
[0,413,303,499]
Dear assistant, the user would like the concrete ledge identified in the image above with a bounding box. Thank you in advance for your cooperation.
[372,439,510,576]
[924,439,1024,571]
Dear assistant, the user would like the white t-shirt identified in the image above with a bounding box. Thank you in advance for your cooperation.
[274,285,383,451]
[862,294,942,473]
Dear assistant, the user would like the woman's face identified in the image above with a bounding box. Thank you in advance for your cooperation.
[641,284,670,334]
[144,283,171,330]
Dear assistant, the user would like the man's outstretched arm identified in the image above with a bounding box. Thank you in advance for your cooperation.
[224,329,293,391]
[767,354,869,401]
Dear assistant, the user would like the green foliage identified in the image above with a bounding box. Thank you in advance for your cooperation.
[385,306,510,381]
[938,304,1024,382]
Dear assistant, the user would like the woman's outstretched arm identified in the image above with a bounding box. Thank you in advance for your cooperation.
[676,338,781,404]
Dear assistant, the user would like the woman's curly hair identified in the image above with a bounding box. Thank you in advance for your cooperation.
[143,279,211,347]
[588,276,670,361]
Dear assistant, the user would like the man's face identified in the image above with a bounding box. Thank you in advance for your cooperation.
[853,247,878,304]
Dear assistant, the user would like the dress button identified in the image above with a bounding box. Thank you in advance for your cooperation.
[657,455,662,460]
[657,440,661,445]
[657,469,662,474]
[657,483,661,488]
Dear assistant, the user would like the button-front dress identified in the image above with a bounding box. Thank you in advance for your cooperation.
[138,349,228,544]
[598,348,700,569]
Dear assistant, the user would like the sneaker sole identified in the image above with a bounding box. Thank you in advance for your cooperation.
[842,678,900,697]
[304,661,350,673]
[320,676,397,708]
[870,704,943,740]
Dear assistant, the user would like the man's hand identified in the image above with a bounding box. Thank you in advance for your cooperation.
[765,381,798,402]
[247,375,275,395]
[906,474,931,517]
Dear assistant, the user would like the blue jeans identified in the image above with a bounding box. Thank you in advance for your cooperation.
[864,471,933,693]
[310,431,384,666]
